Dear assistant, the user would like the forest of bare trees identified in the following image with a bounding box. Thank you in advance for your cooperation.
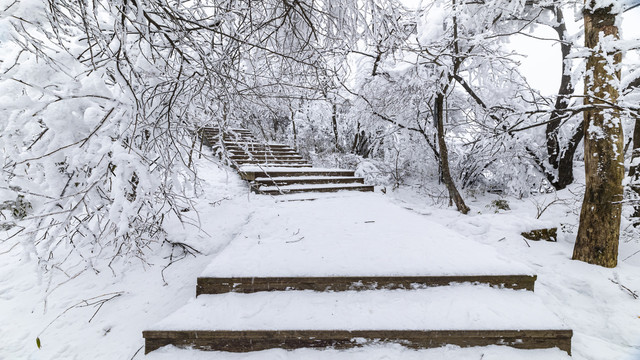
[1,0,639,273]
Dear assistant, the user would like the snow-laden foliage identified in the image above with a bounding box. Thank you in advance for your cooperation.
[0,0,363,277]
[2,0,640,278]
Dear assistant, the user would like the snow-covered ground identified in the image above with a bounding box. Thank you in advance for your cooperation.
[1,159,639,359]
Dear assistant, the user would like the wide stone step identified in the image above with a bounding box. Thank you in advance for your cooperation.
[196,274,537,295]
[143,286,571,354]
[202,130,254,136]
[234,158,308,164]
[229,149,298,156]
[253,176,364,186]
[237,162,312,168]
[233,164,314,170]
[224,142,292,148]
[230,154,304,160]
[255,183,374,195]
[238,167,355,180]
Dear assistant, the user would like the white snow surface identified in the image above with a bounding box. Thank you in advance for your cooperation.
[2,160,640,360]
[201,192,531,277]
[151,285,566,331]
[147,344,572,360]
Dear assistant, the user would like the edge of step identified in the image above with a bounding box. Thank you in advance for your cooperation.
[143,329,572,354]
[255,184,374,195]
[195,275,538,295]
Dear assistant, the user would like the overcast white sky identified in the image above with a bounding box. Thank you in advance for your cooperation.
[509,5,640,95]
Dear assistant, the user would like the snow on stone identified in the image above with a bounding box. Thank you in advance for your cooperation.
[150,285,566,331]
[201,193,531,277]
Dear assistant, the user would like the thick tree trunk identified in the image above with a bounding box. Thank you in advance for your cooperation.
[573,3,623,267]
[435,92,469,214]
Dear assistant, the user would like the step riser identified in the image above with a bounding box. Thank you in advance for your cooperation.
[256,186,374,195]
[196,275,537,295]
[223,145,293,150]
[240,171,355,180]
[229,151,297,155]
[143,330,572,354]
[253,178,365,186]
[233,164,314,170]
[202,130,253,136]
[233,158,307,162]
[237,162,311,166]
[230,155,303,160]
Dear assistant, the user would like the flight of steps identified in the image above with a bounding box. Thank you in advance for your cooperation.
[145,126,575,356]
[200,127,374,195]
[143,274,572,354]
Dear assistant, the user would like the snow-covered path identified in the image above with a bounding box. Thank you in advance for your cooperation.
[144,188,573,357]
[3,163,639,360]
[200,192,532,277]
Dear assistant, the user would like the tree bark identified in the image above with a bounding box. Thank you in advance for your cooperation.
[629,113,640,221]
[545,6,581,190]
[573,3,623,267]
[435,92,469,214]
[331,102,340,151]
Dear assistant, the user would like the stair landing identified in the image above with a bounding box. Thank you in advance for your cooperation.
[199,193,532,278]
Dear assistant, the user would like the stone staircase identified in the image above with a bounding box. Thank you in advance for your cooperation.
[141,127,573,356]
[200,127,374,195]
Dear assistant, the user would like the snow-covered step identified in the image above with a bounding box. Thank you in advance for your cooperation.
[253,176,364,186]
[229,149,298,156]
[195,274,537,295]
[224,142,292,149]
[143,286,572,354]
[254,183,374,195]
[238,166,355,180]
[234,163,314,170]
[235,159,311,165]
[145,344,572,360]
[201,193,532,278]
[230,154,304,160]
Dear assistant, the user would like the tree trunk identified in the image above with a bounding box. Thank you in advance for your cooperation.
[291,109,298,151]
[435,92,469,214]
[544,6,582,190]
[573,3,623,267]
[331,102,340,151]
[629,114,640,221]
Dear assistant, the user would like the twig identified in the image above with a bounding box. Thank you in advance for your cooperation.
[286,237,304,243]
[622,249,640,262]
[609,278,639,299]
[129,345,144,360]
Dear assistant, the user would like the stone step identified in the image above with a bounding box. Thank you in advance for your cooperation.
[201,128,252,135]
[201,133,255,139]
[144,329,572,354]
[196,275,537,295]
[235,159,311,166]
[230,154,304,160]
[254,183,374,195]
[252,176,364,186]
[238,167,356,181]
[232,163,314,170]
[143,286,571,354]
[225,145,293,150]
[229,149,298,155]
